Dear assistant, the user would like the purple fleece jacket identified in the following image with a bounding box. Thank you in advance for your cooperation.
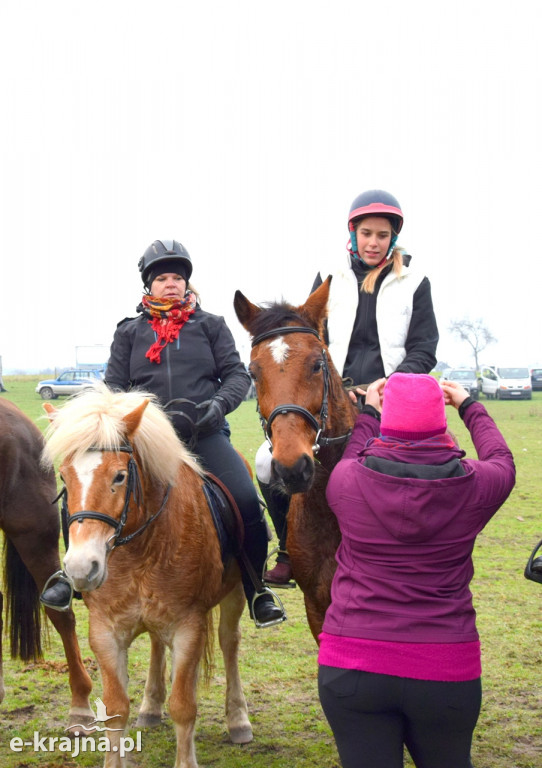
[323,402,515,643]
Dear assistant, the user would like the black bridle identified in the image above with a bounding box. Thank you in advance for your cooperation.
[57,444,171,551]
[251,325,351,454]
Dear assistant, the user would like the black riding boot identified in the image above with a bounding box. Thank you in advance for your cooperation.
[40,572,73,611]
[241,515,286,627]
[258,481,294,585]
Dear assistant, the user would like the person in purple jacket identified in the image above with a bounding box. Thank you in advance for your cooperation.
[318,373,515,768]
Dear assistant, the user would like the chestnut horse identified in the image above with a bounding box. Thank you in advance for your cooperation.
[234,278,358,640]
[0,398,93,724]
[42,386,252,768]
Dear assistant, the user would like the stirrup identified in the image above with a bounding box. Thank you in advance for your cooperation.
[250,587,287,629]
[40,570,74,612]
[263,547,297,589]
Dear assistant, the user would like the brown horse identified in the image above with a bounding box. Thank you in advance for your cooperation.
[234,278,358,640]
[0,398,93,724]
[42,385,252,768]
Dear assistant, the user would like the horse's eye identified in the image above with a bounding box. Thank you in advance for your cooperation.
[248,367,258,381]
[313,360,323,374]
[112,472,126,485]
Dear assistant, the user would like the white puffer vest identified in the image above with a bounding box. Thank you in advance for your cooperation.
[324,252,425,378]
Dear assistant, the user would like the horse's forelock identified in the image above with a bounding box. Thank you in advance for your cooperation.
[248,302,315,339]
[42,385,202,485]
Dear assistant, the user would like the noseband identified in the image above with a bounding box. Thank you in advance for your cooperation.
[251,325,351,454]
[57,444,170,551]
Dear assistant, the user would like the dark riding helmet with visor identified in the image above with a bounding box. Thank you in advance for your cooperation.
[348,190,404,263]
[138,240,193,289]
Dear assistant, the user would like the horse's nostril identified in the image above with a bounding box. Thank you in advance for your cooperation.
[88,560,100,582]
[271,454,315,494]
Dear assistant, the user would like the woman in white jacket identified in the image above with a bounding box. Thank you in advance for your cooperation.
[260,190,439,584]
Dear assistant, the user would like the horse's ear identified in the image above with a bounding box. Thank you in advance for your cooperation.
[122,399,150,439]
[234,290,262,331]
[42,402,58,422]
[297,275,332,333]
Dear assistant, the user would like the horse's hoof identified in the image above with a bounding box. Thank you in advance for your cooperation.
[229,725,253,744]
[136,713,162,728]
[66,711,95,734]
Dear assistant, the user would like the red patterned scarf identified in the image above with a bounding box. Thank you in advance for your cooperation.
[142,292,197,364]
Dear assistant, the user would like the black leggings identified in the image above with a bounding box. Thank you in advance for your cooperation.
[318,666,482,768]
[194,430,268,602]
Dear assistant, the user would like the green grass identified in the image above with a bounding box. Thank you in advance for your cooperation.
[1,378,542,767]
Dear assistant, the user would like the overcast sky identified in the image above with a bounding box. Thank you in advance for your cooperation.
[1,1,540,373]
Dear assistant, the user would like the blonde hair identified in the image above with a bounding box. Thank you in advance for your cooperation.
[360,247,404,294]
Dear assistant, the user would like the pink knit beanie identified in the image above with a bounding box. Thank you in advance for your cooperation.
[380,373,447,439]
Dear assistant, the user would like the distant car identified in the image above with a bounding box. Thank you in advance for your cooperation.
[479,365,532,400]
[35,369,104,399]
[441,368,479,399]
[531,368,542,391]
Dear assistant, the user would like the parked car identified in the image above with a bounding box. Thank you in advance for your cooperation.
[531,368,542,391]
[441,368,479,399]
[479,365,532,400]
[35,369,104,399]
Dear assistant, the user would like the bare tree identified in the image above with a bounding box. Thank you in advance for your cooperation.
[448,318,497,372]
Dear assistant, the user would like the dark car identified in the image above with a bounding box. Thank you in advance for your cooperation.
[441,368,479,399]
[35,369,104,399]
[532,368,542,391]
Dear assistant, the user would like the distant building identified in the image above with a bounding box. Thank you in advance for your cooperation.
[75,345,109,371]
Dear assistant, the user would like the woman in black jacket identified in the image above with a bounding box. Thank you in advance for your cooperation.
[42,239,285,628]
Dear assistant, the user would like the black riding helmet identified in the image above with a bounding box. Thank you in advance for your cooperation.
[138,240,193,288]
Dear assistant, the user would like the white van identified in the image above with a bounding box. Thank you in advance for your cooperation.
[479,365,532,400]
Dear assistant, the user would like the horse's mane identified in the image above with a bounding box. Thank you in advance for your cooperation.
[248,301,317,339]
[42,384,202,486]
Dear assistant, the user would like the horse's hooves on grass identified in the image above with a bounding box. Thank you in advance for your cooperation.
[229,725,253,744]
[136,713,162,728]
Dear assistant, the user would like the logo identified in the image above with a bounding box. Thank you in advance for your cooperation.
[70,697,123,733]
[9,699,142,759]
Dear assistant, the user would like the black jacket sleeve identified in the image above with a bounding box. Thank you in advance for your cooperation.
[207,317,250,414]
[104,320,134,392]
[394,277,439,375]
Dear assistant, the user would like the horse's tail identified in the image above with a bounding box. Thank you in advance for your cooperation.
[3,537,43,660]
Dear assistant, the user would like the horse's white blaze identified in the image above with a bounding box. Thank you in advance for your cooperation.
[72,451,103,509]
[269,336,289,364]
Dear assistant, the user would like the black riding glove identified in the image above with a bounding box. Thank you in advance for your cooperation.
[195,397,226,433]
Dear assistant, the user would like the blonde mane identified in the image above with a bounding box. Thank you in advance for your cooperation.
[42,384,202,486]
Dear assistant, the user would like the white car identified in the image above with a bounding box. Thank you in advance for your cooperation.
[479,365,532,400]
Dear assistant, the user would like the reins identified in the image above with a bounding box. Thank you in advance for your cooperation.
[57,444,171,551]
[251,325,351,453]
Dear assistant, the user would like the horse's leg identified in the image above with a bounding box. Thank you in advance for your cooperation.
[88,614,130,768]
[169,614,208,768]
[0,591,4,704]
[8,529,93,723]
[136,633,167,728]
[218,583,252,744]
[44,607,95,726]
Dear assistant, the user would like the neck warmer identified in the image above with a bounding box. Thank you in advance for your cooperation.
[140,291,197,364]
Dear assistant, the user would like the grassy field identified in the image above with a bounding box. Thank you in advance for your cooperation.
[1,376,541,767]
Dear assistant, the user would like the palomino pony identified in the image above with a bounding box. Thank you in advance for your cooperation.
[0,398,93,724]
[234,277,358,641]
[42,385,252,768]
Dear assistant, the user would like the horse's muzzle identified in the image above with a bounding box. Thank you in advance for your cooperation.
[271,454,315,494]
